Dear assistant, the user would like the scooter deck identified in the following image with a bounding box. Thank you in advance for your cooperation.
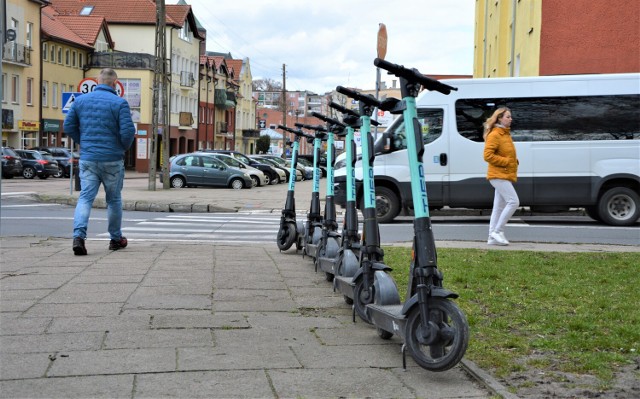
[334,275,355,299]
[304,243,319,259]
[318,256,337,275]
[367,304,407,338]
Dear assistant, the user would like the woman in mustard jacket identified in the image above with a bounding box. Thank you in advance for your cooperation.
[483,107,519,245]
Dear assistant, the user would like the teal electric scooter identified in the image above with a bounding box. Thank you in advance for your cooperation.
[333,86,400,326]
[362,58,469,371]
[310,112,345,281]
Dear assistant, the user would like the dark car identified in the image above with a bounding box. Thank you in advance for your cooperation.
[251,155,302,182]
[14,149,59,179]
[31,146,79,178]
[297,153,328,177]
[200,150,282,185]
[1,147,23,179]
[168,153,252,189]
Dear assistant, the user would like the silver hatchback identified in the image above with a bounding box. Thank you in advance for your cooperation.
[169,153,253,189]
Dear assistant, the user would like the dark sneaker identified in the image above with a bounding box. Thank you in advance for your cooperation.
[109,236,128,251]
[73,237,87,256]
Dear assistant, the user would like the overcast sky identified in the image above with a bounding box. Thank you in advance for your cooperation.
[176,0,476,94]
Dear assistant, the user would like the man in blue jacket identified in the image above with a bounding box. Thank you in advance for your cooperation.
[64,68,135,255]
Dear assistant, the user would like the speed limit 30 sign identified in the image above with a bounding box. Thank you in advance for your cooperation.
[78,78,125,97]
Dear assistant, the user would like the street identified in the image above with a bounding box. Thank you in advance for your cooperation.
[2,196,638,246]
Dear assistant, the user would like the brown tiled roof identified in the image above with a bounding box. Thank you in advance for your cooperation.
[41,5,104,49]
[49,0,204,39]
[57,15,113,47]
[226,59,243,79]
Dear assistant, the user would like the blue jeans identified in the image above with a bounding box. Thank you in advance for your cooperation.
[73,160,125,240]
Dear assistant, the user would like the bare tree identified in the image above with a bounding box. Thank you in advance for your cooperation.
[252,78,282,91]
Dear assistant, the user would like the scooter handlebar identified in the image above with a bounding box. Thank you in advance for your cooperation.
[373,58,458,95]
[336,86,383,107]
[310,112,345,128]
[294,122,328,133]
[278,124,313,139]
[329,101,359,117]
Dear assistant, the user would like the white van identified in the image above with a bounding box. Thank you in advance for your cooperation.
[333,73,640,226]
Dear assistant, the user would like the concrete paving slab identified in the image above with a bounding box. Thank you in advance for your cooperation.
[244,312,344,330]
[22,303,123,317]
[151,314,249,330]
[0,315,52,335]
[213,298,296,312]
[104,329,213,349]
[124,294,211,310]
[0,332,104,354]
[177,345,301,371]
[0,353,51,380]
[0,274,74,290]
[46,316,151,333]
[0,375,134,398]
[47,348,176,377]
[134,370,273,398]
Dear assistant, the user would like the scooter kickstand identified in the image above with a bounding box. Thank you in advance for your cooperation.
[402,344,407,370]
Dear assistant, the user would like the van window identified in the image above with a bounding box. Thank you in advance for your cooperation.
[389,108,444,151]
[455,95,640,142]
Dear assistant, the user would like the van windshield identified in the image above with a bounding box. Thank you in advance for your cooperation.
[384,108,444,152]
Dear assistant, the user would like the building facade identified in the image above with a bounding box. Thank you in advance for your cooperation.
[474,0,640,78]
[2,0,46,149]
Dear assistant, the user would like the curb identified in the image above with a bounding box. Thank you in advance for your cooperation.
[461,359,522,399]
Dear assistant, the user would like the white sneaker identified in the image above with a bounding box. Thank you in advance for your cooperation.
[487,235,498,245]
[489,231,509,246]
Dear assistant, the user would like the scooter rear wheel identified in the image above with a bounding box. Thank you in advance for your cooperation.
[405,298,469,372]
[353,279,373,324]
[277,223,297,251]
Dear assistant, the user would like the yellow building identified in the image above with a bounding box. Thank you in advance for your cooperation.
[2,0,46,148]
[232,58,258,154]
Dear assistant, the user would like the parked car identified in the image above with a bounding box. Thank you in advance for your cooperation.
[295,157,324,178]
[251,155,302,182]
[14,149,59,179]
[200,150,283,185]
[31,146,79,178]
[1,147,23,179]
[297,153,328,177]
[168,153,252,189]
[204,153,268,187]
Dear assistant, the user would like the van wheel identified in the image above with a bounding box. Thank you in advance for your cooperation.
[597,187,640,226]
[364,186,400,224]
[584,206,602,222]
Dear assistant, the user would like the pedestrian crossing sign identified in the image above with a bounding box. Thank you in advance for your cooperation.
[62,92,83,114]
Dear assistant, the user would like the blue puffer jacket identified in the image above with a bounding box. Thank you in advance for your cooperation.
[63,84,135,162]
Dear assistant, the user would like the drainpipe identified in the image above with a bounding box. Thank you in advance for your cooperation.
[510,0,517,77]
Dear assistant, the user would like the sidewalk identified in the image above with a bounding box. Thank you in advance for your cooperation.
[0,236,498,399]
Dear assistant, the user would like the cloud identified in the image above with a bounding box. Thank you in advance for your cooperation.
[178,0,475,93]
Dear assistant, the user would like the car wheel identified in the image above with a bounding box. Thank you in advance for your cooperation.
[22,166,36,179]
[250,175,259,187]
[53,166,64,178]
[230,178,244,190]
[170,176,186,188]
[269,173,279,185]
[263,175,271,185]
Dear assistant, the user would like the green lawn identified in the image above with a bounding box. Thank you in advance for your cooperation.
[382,247,640,386]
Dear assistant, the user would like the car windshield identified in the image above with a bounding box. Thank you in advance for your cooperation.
[3,148,18,157]
[296,158,312,167]
[40,153,54,161]
[267,157,286,166]
[217,156,242,168]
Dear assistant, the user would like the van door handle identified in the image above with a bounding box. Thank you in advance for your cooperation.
[440,153,448,166]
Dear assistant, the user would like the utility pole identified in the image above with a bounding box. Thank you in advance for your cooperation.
[281,64,289,155]
[149,0,169,190]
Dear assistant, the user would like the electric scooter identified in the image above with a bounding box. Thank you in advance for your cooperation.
[363,57,469,371]
[294,122,326,260]
[333,86,401,326]
[309,112,345,281]
[275,125,311,251]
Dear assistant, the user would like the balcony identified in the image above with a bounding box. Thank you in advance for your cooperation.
[86,51,156,71]
[242,129,260,138]
[2,42,31,66]
[180,71,196,87]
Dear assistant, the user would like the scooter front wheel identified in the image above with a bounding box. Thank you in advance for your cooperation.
[405,298,469,372]
[353,279,373,324]
[277,223,297,251]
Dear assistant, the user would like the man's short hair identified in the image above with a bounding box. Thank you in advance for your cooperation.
[98,68,118,86]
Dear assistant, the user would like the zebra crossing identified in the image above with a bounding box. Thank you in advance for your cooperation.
[97,213,287,244]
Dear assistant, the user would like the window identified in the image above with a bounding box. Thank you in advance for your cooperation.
[388,108,444,151]
[11,75,19,103]
[79,53,84,68]
[26,23,33,48]
[62,84,67,93]
[65,49,70,65]
[42,43,48,60]
[26,78,33,105]
[52,83,58,108]
[79,6,94,15]
[72,51,77,67]
[1,73,6,102]
[50,45,55,61]
[57,47,62,64]
[455,95,640,142]
[42,81,48,107]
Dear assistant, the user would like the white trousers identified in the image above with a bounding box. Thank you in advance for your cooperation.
[489,179,520,234]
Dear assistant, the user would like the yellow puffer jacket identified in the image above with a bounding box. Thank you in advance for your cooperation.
[483,127,518,182]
